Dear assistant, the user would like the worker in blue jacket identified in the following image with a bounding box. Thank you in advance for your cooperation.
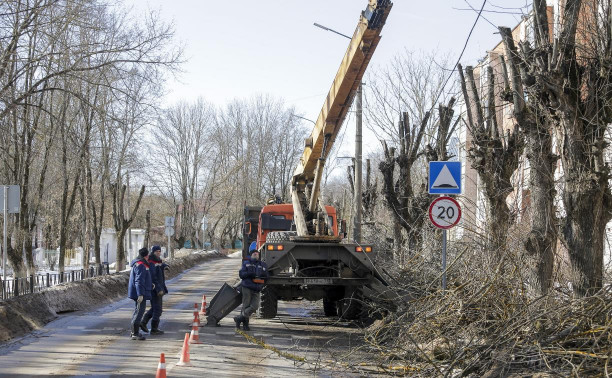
[234,244,268,331]
[128,247,152,340]
[140,246,168,335]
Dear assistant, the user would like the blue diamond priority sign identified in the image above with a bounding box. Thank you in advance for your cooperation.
[429,161,462,194]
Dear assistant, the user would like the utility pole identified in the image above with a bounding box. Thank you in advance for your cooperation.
[353,84,363,243]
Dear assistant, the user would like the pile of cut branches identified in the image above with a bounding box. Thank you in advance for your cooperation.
[357,244,612,376]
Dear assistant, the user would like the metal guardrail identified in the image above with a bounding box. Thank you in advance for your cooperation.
[0,264,111,301]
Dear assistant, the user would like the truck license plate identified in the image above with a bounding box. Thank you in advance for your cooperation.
[304,278,334,285]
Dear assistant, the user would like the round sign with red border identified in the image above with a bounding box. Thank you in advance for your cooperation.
[429,196,462,229]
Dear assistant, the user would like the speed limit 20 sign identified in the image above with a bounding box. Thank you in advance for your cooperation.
[429,196,462,229]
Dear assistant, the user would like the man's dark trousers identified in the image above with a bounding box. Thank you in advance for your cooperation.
[131,300,146,332]
[144,295,163,325]
[241,286,260,318]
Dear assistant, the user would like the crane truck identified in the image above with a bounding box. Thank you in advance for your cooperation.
[206,0,393,325]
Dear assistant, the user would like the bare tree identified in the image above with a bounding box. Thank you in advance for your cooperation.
[378,100,457,253]
[0,0,181,276]
[150,99,216,248]
[111,183,144,271]
[497,0,612,295]
[366,50,458,255]
[458,63,524,254]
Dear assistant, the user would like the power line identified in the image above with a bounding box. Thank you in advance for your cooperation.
[429,0,487,113]
[460,0,497,29]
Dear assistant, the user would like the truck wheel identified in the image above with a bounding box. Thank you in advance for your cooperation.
[323,298,337,317]
[258,287,278,319]
[337,294,362,320]
[266,231,297,243]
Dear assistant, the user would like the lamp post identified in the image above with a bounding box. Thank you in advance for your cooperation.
[314,22,362,244]
[292,114,316,125]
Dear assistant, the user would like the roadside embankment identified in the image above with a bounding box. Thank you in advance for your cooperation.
[0,250,225,342]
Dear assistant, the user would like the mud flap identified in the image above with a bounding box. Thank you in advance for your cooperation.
[205,283,242,326]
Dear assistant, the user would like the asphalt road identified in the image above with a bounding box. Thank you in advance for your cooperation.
[0,253,366,377]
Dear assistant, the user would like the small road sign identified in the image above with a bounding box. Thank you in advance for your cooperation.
[429,161,462,194]
[164,216,175,227]
[429,196,462,229]
[164,226,175,236]
[0,185,20,213]
[201,216,208,232]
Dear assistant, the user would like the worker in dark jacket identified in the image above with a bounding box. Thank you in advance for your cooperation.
[234,244,268,331]
[140,246,168,335]
[128,247,153,340]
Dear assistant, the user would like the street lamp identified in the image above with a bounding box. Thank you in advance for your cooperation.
[314,22,363,244]
[292,114,316,125]
[313,23,352,40]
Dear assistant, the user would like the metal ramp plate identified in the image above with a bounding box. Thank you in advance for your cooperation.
[206,283,242,326]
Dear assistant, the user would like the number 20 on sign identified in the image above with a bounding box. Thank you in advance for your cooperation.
[429,196,461,229]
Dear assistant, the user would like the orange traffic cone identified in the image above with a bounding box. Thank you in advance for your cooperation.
[176,333,193,366]
[200,294,207,315]
[189,321,202,344]
[155,353,167,378]
[193,303,201,325]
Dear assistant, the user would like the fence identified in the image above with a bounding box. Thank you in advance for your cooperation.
[0,264,110,301]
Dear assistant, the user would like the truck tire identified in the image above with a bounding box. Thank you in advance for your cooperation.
[266,231,297,243]
[337,293,362,320]
[323,298,337,317]
[258,287,278,319]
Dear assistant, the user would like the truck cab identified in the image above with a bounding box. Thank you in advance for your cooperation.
[256,204,339,249]
[240,205,375,320]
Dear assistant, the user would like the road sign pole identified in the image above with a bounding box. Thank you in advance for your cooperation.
[3,185,7,282]
[442,228,447,291]
[429,195,461,291]
[167,234,172,259]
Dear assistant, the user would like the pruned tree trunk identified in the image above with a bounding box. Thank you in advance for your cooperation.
[498,26,558,294]
[363,159,378,220]
[524,124,556,294]
[379,98,457,253]
[116,228,127,271]
[496,0,612,295]
[458,63,524,255]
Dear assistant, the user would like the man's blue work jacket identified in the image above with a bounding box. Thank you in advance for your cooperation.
[239,257,268,292]
[128,257,152,301]
[148,256,169,295]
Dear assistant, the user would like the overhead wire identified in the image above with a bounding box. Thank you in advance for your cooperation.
[428,0,488,114]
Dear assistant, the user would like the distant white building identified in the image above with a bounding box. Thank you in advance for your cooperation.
[100,228,146,265]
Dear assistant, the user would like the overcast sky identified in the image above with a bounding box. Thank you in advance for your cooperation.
[132,0,531,157]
